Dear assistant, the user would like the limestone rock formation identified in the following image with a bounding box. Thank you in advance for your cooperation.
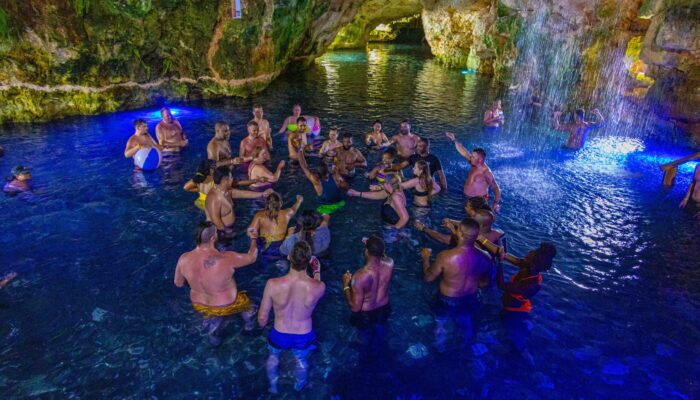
[0,0,361,123]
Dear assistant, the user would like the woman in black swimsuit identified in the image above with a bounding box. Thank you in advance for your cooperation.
[348,174,410,229]
[401,160,440,207]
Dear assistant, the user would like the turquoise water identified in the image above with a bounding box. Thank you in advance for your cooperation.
[1,44,699,399]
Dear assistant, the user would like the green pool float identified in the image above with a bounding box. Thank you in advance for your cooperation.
[316,200,346,214]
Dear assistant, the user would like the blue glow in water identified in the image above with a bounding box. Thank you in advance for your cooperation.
[0,44,699,399]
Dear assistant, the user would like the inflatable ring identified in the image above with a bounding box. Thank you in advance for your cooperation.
[306,116,321,136]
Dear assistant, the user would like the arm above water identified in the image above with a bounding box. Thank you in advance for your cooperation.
[343,271,365,312]
[298,152,323,195]
[347,189,388,200]
[421,248,443,283]
[415,221,452,245]
[258,281,273,327]
[230,188,270,200]
[174,256,186,288]
[124,137,140,158]
[588,109,605,129]
[663,151,700,170]
[552,111,573,132]
[445,132,472,161]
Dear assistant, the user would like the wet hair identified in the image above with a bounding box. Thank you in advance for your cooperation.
[575,108,585,120]
[365,235,385,257]
[193,159,212,184]
[342,133,353,141]
[253,104,262,110]
[298,210,322,253]
[290,241,312,271]
[384,147,397,159]
[473,148,486,159]
[458,218,481,242]
[247,120,259,128]
[418,137,430,146]
[264,192,282,222]
[373,120,383,127]
[529,242,557,271]
[133,118,147,128]
[252,146,265,159]
[385,173,402,192]
[401,119,410,125]
[297,117,306,124]
[195,221,217,245]
[213,166,232,184]
[415,160,433,198]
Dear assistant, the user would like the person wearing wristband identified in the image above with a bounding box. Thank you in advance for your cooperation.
[124,118,161,158]
[174,221,259,347]
[258,241,326,393]
[342,235,394,359]
[445,132,501,212]
[205,166,273,247]
[421,218,492,350]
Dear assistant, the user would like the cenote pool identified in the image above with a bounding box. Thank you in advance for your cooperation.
[1,44,699,399]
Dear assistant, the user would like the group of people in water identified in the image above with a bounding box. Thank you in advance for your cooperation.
[2,98,698,393]
[121,104,564,393]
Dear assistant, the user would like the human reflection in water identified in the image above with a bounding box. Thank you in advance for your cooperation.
[342,235,394,360]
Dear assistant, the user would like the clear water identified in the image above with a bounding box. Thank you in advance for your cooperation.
[1,44,699,399]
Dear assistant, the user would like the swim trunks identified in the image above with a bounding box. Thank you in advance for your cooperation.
[433,293,479,319]
[192,291,253,318]
[268,328,316,351]
[350,303,391,329]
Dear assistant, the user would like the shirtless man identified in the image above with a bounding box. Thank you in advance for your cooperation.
[552,108,604,150]
[421,218,493,348]
[124,118,162,158]
[174,221,259,346]
[252,105,273,150]
[287,117,310,162]
[342,235,394,358]
[474,208,505,245]
[390,119,420,159]
[483,99,505,128]
[240,121,270,163]
[258,241,325,393]
[679,163,700,220]
[155,107,188,152]
[205,166,273,245]
[336,133,367,180]
[207,121,236,165]
[278,104,318,135]
[395,137,448,190]
[446,132,502,212]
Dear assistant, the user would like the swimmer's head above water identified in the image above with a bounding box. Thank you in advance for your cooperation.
[328,126,339,141]
[465,197,491,218]
[247,120,260,137]
[195,221,217,246]
[11,165,31,181]
[524,242,556,273]
[373,120,383,133]
[400,119,411,135]
[364,235,385,258]
[160,107,174,123]
[214,121,231,140]
[342,133,354,150]
[470,148,486,167]
[289,241,312,271]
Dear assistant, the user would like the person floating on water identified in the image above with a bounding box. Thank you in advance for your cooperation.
[280,210,332,257]
[483,100,505,128]
[258,241,326,394]
[204,166,273,246]
[319,126,342,157]
[395,137,448,191]
[174,221,259,346]
[552,107,604,150]
[660,151,700,187]
[297,150,348,213]
[248,147,285,189]
[248,193,303,256]
[342,235,394,359]
[207,121,240,167]
[446,132,502,212]
[348,174,410,229]
[336,133,367,181]
[365,120,390,151]
[679,162,700,220]
[251,104,273,150]
[478,238,556,356]
[240,121,270,164]
[389,119,420,160]
[124,118,162,161]
[156,107,188,152]
[3,165,32,195]
[421,218,493,350]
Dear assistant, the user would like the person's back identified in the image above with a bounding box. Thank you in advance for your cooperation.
[178,249,237,306]
[439,245,492,297]
[259,241,325,393]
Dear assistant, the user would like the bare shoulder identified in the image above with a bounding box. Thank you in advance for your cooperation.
[382,256,394,268]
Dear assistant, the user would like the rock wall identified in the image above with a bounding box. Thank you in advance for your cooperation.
[329,0,422,49]
[0,0,361,123]
[640,0,700,132]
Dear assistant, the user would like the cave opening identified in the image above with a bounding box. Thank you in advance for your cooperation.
[367,15,425,45]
